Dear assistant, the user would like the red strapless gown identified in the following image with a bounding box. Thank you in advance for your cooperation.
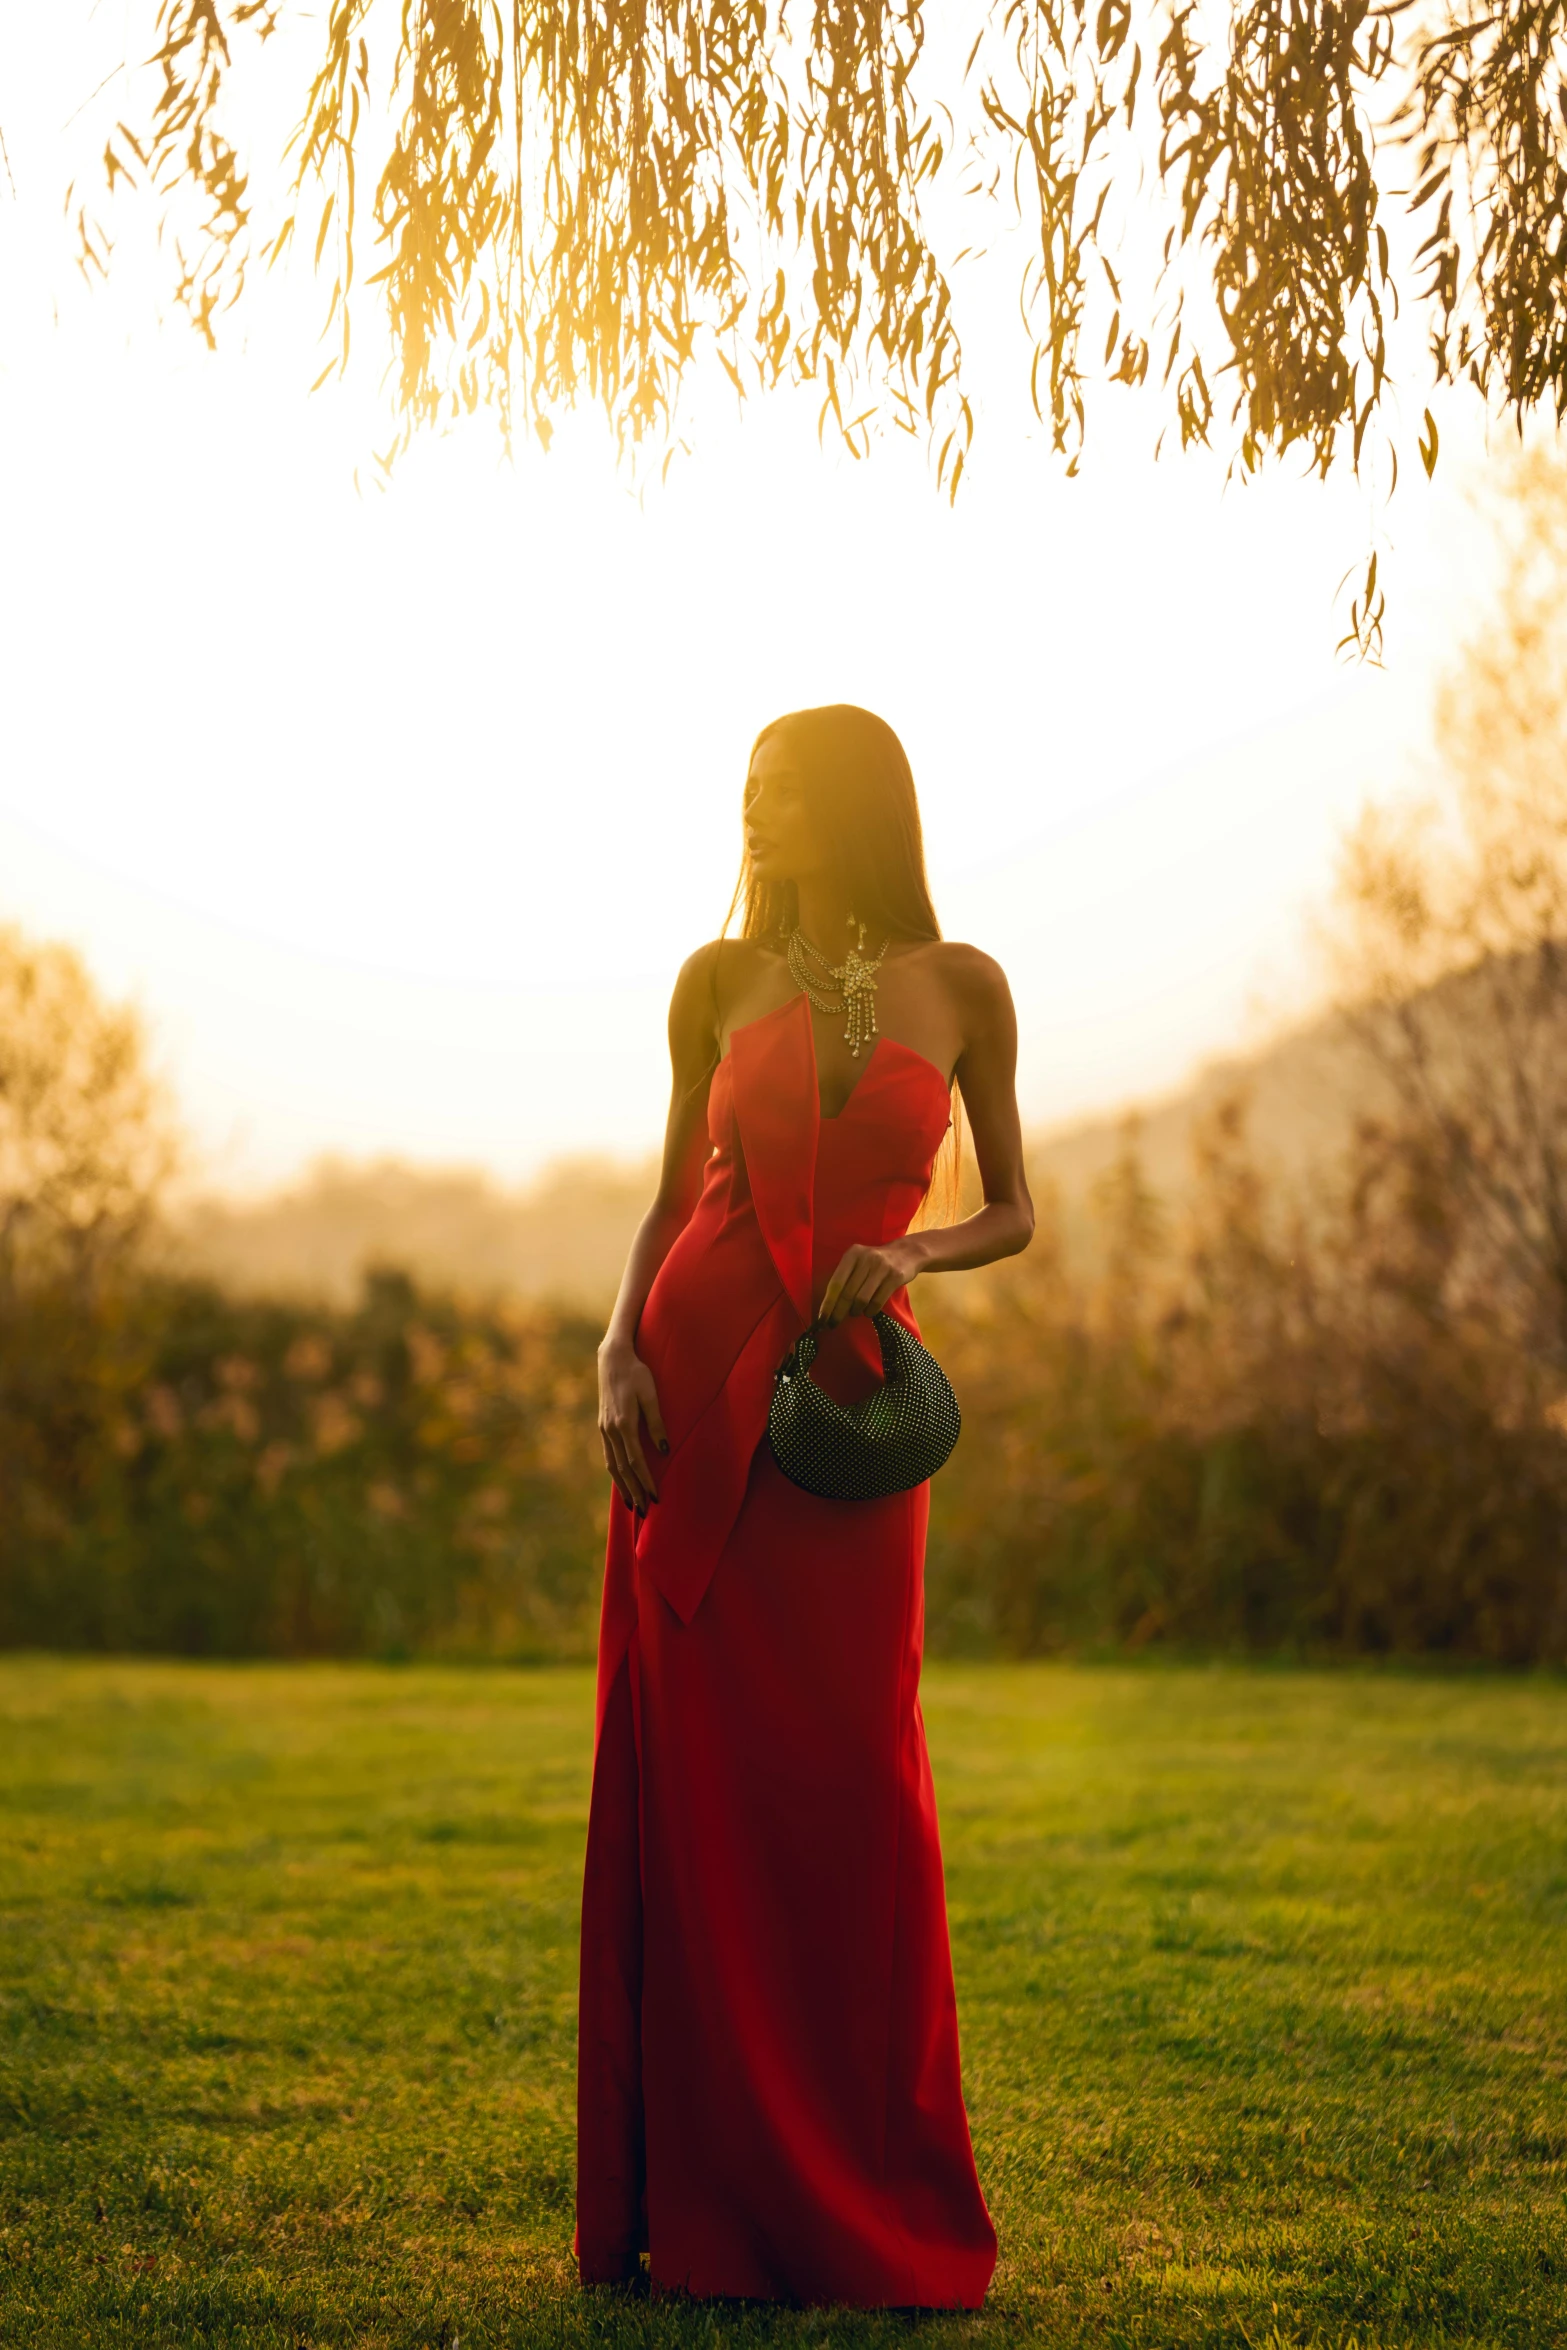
[575,992,996,2308]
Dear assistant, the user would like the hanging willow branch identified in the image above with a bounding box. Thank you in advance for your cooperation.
[76,0,1567,502]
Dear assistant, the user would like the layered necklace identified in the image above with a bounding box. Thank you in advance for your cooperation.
[787,917,892,1059]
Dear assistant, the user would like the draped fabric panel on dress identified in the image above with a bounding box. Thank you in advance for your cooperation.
[576,993,996,2309]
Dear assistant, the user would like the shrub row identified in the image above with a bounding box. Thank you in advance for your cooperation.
[0,1270,607,1659]
[4,1172,1566,1663]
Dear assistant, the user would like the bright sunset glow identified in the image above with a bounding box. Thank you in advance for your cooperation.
[0,15,1501,1191]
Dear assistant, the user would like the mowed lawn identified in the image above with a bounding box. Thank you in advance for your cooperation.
[2,1660,1566,2348]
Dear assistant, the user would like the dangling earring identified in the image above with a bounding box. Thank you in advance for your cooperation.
[846,910,867,954]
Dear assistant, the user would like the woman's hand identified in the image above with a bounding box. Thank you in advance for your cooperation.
[597,1340,669,1514]
[818,1235,925,1326]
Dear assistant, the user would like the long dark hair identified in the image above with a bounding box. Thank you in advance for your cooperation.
[731,704,943,946]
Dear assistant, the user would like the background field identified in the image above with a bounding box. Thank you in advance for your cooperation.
[2,1658,1565,2349]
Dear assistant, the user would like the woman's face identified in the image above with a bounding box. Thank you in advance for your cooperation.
[745,732,823,886]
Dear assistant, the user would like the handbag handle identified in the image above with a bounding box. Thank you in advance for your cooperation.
[781,1313,903,1384]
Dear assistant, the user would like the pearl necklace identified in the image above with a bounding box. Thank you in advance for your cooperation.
[787,924,891,1059]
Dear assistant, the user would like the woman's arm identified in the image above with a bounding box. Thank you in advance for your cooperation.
[597,946,725,1512]
[818,949,1035,1324]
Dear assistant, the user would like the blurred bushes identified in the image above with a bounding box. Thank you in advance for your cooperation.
[923,1103,1567,1665]
[4,1095,1567,1662]
[0,1269,607,1659]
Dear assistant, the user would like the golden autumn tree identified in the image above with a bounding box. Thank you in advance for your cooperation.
[1331,447,1567,1364]
[0,928,174,1297]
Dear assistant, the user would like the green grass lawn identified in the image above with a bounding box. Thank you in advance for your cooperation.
[2,1658,1565,2348]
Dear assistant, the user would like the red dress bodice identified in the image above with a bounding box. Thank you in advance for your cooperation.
[629,991,952,1630]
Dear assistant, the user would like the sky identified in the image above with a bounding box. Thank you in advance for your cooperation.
[0,12,1511,1195]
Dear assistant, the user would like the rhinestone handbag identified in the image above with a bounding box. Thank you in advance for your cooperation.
[768,1312,961,1501]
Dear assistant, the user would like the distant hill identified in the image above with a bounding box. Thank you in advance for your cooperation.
[167,1155,661,1311]
[166,1011,1374,1310]
[1022,1009,1370,1240]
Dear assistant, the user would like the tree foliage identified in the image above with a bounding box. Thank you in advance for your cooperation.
[80,0,1567,514]
[1329,446,1567,1362]
[0,927,173,1297]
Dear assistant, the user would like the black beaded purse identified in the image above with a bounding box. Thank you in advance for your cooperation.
[768,1313,961,1501]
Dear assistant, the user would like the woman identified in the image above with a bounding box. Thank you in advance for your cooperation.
[578,704,1034,2307]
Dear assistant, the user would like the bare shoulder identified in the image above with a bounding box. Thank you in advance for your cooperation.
[669,936,781,1034]
[921,940,1016,1022]
[673,935,778,996]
